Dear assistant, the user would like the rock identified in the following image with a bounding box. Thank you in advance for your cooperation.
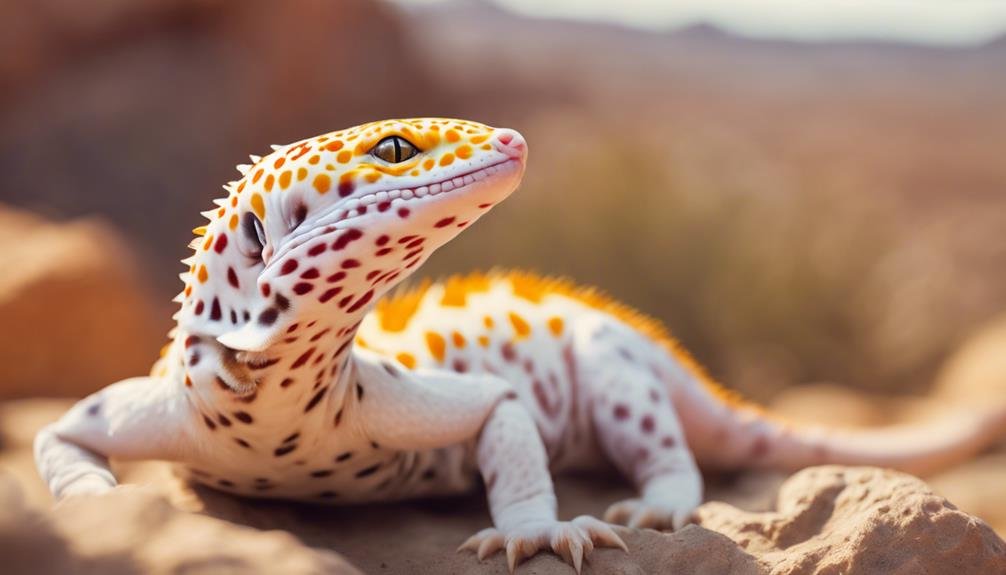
[697,466,1006,575]
[0,206,167,399]
[0,474,359,575]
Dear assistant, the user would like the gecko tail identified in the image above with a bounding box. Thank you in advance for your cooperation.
[680,378,1006,476]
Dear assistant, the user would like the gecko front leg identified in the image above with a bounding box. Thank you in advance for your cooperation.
[34,376,195,499]
[352,350,626,573]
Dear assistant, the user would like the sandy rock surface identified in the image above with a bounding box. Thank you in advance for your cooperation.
[3,399,1004,575]
[0,206,166,400]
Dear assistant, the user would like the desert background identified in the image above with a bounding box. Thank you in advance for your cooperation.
[1,0,1005,573]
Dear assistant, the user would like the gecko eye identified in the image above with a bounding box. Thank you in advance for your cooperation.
[370,136,419,163]
[241,212,267,260]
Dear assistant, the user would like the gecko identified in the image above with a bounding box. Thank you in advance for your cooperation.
[35,117,1006,573]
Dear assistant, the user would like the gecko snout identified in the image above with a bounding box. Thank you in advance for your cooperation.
[493,129,527,160]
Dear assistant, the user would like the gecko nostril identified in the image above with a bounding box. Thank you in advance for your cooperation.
[497,132,514,146]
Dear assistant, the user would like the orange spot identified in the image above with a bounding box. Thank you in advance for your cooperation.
[509,312,531,338]
[297,167,308,181]
[313,173,332,194]
[377,281,431,332]
[184,285,193,297]
[441,274,491,306]
[439,154,455,167]
[512,275,547,303]
[451,331,467,348]
[396,352,417,369]
[237,181,246,193]
[337,150,352,163]
[230,196,238,207]
[471,134,489,144]
[456,145,472,159]
[410,170,419,176]
[355,336,370,350]
[217,207,225,217]
[252,169,263,184]
[202,234,214,251]
[481,144,492,150]
[423,158,435,171]
[365,172,381,183]
[309,155,320,165]
[483,316,494,328]
[274,157,286,169]
[251,193,265,219]
[445,129,461,143]
[264,174,275,192]
[279,170,292,189]
[197,265,209,284]
[477,335,490,347]
[325,141,344,152]
[229,214,239,230]
[425,332,446,362]
[192,226,207,236]
[548,317,564,337]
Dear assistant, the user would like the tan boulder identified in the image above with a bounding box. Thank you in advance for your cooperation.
[0,206,167,399]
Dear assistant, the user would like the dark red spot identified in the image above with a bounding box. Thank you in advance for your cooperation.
[434,217,456,228]
[258,307,279,326]
[311,469,334,478]
[203,415,217,430]
[310,328,331,342]
[640,415,655,434]
[333,409,344,427]
[217,414,232,427]
[184,335,200,348]
[293,282,314,295]
[304,386,329,413]
[287,323,300,333]
[194,300,204,315]
[334,338,352,358]
[260,283,271,297]
[365,270,380,281]
[376,235,390,246]
[341,259,361,269]
[355,463,381,478]
[613,404,630,421]
[332,228,363,251]
[300,268,320,279]
[214,234,228,254]
[452,359,468,373]
[234,438,251,449]
[327,271,346,283]
[377,201,391,212]
[319,287,343,303]
[375,247,392,256]
[398,235,418,244]
[661,436,677,449]
[397,207,410,218]
[346,290,374,313]
[338,180,354,197]
[405,237,424,249]
[280,259,299,276]
[274,444,297,457]
[478,203,493,208]
[307,243,327,257]
[210,298,222,321]
[403,248,423,261]
[291,348,316,369]
[501,342,516,362]
[227,267,240,289]
[233,411,253,424]
[275,293,290,310]
[280,377,295,388]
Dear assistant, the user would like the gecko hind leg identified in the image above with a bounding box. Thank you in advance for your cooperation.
[574,319,704,531]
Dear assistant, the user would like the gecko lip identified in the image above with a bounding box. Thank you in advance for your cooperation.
[267,158,521,272]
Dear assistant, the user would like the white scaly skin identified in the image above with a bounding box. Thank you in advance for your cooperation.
[35,117,1006,573]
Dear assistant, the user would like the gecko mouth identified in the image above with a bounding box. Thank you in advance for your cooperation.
[268,158,520,270]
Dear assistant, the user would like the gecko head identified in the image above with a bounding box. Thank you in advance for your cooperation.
[179,118,527,353]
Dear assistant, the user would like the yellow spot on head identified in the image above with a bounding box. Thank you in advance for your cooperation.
[192,226,207,236]
[423,158,435,171]
[456,145,472,160]
[477,335,490,347]
[337,150,352,163]
[264,174,275,192]
[252,169,263,184]
[471,134,489,144]
[197,265,209,284]
[508,312,531,339]
[229,214,239,230]
[484,316,494,328]
[202,234,214,251]
[396,352,416,369]
[425,332,446,362]
[439,153,455,167]
[365,172,381,183]
[313,173,332,194]
[279,170,292,189]
[297,167,308,181]
[548,316,564,337]
[250,193,265,219]
[451,331,467,348]
[325,141,344,152]
[309,155,320,165]
[274,157,286,169]
[445,129,460,143]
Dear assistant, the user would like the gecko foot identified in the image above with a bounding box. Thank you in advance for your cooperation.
[458,515,627,573]
[603,497,696,531]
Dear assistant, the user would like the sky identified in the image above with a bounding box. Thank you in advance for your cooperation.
[393,0,1006,46]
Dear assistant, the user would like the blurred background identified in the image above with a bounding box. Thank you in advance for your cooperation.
[1,0,1006,556]
[2,0,1005,403]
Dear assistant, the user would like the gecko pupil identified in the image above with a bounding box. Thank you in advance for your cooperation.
[371,136,418,164]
